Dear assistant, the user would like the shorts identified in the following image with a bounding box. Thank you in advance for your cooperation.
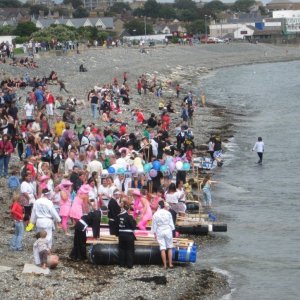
[157,230,173,250]
[177,202,186,214]
[169,203,181,214]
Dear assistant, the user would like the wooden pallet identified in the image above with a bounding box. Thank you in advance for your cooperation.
[87,235,194,248]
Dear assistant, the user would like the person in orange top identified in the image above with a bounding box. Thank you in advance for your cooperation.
[10,193,24,251]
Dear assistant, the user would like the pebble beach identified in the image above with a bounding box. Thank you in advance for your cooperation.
[1,42,300,300]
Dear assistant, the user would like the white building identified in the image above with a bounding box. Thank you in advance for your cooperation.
[0,35,17,45]
[273,10,300,18]
[273,10,300,34]
[210,20,283,39]
[210,23,255,39]
[83,0,117,10]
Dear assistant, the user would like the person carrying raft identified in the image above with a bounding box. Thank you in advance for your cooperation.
[69,198,101,261]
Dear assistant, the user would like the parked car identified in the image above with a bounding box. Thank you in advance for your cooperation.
[201,37,225,44]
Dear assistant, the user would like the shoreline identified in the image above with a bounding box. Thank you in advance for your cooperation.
[0,43,297,299]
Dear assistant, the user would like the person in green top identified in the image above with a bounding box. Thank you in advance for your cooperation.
[105,131,114,144]
[74,117,85,142]
[143,126,151,140]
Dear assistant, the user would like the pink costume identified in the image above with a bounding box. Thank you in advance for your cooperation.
[69,184,91,222]
[69,195,83,222]
[59,190,71,231]
[133,196,152,231]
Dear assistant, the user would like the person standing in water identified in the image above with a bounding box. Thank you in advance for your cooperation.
[252,137,264,164]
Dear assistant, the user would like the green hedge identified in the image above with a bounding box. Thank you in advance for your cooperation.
[14,36,30,44]
[13,48,24,55]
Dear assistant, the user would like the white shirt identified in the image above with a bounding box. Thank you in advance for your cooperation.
[89,186,98,201]
[30,196,61,228]
[64,157,74,175]
[87,160,103,176]
[98,184,110,198]
[20,181,36,204]
[116,158,127,170]
[165,192,181,204]
[152,208,175,234]
[80,135,90,152]
[25,103,34,117]
[114,177,132,195]
[31,121,40,134]
[253,141,264,153]
[151,139,158,157]
[105,148,114,156]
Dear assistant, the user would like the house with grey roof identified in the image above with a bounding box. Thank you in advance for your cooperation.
[34,17,114,30]
[0,8,30,22]
[0,20,17,27]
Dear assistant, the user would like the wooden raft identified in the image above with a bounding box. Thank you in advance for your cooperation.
[87,235,194,248]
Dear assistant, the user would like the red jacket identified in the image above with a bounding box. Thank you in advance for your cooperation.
[136,111,145,123]
[46,93,55,104]
[11,202,24,221]
[0,140,14,155]
[162,114,170,127]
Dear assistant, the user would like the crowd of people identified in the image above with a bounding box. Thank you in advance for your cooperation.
[3,66,217,270]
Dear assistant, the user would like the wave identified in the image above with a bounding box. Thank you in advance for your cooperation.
[212,267,236,300]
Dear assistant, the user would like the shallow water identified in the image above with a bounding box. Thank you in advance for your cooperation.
[198,61,300,300]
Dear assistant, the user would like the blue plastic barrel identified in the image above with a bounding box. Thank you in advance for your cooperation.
[172,245,197,263]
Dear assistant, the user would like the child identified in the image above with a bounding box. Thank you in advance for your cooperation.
[19,120,27,139]
[7,170,21,196]
[59,179,73,235]
[10,193,24,251]
[33,231,50,269]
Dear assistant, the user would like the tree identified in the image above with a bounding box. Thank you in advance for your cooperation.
[0,25,15,35]
[0,0,22,7]
[144,0,160,18]
[232,0,255,12]
[29,5,49,17]
[31,25,78,42]
[174,0,197,10]
[179,9,198,22]
[133,8,145,17]
[73,6,89,18]
[14,22,38,37]
[63,0,83,9]
[158,4,176,19]
[204,1,227,13]
[186,20,205,34]
[124,19,153,36]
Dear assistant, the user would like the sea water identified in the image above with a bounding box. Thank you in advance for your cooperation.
[199,61,300,300]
